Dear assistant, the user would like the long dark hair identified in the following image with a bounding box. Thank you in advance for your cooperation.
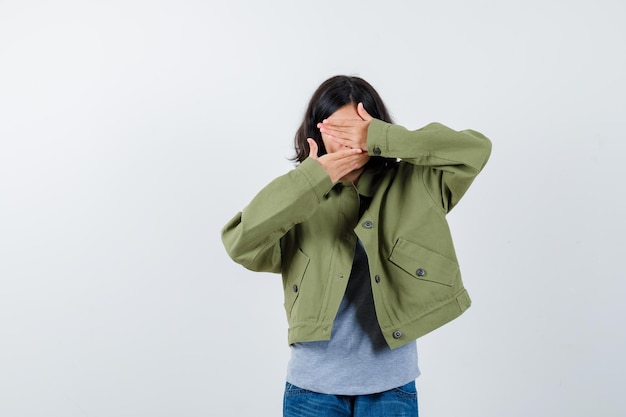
[292,75,394,170]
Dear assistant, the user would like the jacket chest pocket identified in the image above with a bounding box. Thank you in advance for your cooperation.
[388,237,459,286]
[283,249,310,313]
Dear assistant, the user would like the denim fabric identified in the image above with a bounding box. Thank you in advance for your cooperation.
[283,381,418,417]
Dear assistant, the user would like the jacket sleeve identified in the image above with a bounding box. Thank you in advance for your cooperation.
[221,158,333,273]
[367,120,492,212]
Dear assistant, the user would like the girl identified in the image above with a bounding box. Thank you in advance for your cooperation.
[221,75,491,417]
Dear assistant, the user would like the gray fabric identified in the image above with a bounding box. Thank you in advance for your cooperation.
[286,240,420,395]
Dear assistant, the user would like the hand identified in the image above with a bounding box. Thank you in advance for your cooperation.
[307,138,369,183]
[317,102,373,152]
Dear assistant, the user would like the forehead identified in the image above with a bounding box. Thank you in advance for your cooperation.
[328,103,359,119]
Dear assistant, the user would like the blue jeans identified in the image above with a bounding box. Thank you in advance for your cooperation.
[283,381,418,417]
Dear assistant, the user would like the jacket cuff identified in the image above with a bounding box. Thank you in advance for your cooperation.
[297,158,334,202]
[367,119,391,155]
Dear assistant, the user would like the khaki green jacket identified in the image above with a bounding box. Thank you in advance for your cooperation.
[221,119,491,349]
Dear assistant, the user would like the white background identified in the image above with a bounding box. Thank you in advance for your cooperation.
[1,0,625,416]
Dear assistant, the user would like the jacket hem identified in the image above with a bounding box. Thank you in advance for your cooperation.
[285,288,472,348]
[381,288,472,349]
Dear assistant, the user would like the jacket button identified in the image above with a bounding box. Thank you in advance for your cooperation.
[292,284,298,292]
[362,220,373,229]
[375,275,381,283]
[373,146,382,155]
[416,268,426,277]
[393,330,402,339]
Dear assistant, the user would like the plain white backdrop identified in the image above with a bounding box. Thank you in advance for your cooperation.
[1,0,625,416]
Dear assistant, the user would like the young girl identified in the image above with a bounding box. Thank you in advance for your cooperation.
[221,75,491,417]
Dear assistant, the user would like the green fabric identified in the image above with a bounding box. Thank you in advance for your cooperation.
[221,119,491,349]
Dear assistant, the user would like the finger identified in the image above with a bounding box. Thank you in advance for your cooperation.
[323,148,363,165]
[320,125,367,151]
[338,152,370,171]
[357,102,373,121]
[326,135,355,149]
[307,138,319,159]
[318,124,359,147]
[319,118,357,129]
[324,152,366,175]
[321,150,369,182]
[332,147,363,157]
[317,122,353,136]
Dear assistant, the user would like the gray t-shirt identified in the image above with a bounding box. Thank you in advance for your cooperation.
[286,240,420,395]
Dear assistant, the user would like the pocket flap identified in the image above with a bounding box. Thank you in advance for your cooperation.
[389,238,459,286]
[283,248,310,311]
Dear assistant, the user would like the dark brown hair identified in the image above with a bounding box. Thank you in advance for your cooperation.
[292,75,394,167]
